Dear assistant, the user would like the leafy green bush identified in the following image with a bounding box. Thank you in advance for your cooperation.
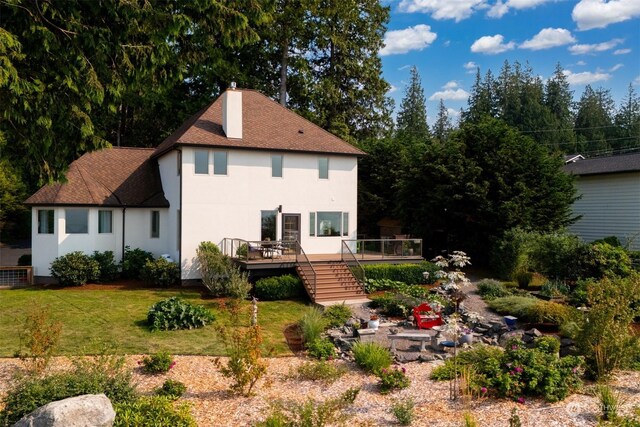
[540,280,570,297]
[299,307,327,344]
[294,361,347,383]
[528,301,576,325]
[140,352,175,374]
[378,366,410,394]
[225,267,252,300]
[121,246,154,279]
[392,398,415,426]
[90,251,119,282]
[155,379,187,400]
[114,396,196,427]
[369,293,424,318]
[488,296,537,319]
[141,257,180,287]
[491,228,535,280]
[430,342,583,402]
[363,278,407,293]
[50,251,100,286]
[236,243,248,259]
[352,342,392,374]
[582,242,632,279]
[323,303,352,328]
[477,279,511,300]
[306,338,336,360]
[147,297,215,331]
[254,274,304,300]
[196,241,232,296]
[362,261,440,284]
[0,355,136,426]
[528,233,588,281]
[534,336,560,354]
[17,254,31,266]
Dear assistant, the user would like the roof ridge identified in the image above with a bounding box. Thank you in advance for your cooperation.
[77,161,123,205]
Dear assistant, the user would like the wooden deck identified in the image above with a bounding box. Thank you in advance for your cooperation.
[235,253,424,270]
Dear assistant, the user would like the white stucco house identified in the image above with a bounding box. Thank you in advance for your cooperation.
[565,152,640,250]
[26,87,365,282]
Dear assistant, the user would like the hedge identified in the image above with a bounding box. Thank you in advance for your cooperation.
[254,274,305,300]
[362,261,439,285]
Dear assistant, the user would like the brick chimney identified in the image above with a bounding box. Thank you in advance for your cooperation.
[222,83,242,139]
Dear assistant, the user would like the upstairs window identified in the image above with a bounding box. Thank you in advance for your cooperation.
[66,209,88,234]
[98,210,112,234]
[194,149,209,174]
[214,151,228,175]
[151,210,160,238]
[318,157,329,179]
[38,210,54,234]
[271,154,283,178]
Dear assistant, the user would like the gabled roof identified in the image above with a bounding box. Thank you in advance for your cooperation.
[564,154,584,164]
[153,89,365,157]
[564,152,640,176]
[25,148,169,207]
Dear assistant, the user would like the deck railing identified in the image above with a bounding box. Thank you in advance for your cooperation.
[221,238,297,262]
[341,241,365,293]
[342,238,422,260]
[295,242,317,298]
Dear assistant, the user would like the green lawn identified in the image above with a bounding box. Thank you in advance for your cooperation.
[0,288,309,356]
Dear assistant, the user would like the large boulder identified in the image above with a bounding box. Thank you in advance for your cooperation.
[13,394,115,427]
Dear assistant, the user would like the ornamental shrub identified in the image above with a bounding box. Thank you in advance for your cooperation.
[363,278,406,293]
[323,303,352,328]
[391,398,415,426]
[378,366,410,394]
[147,297,215,331]
[254,274,304,300]
[214,325,267,396]
[581,242,632,279]
[534,336,560,354]
[140,352,175,374]
[352,342,392,374]
[299,307,327,344]
[306,338,336,361]
[50,251,100,286]
[0,355,136,426]
[540,281,570,298]
[487,296,537,319]
[528,233,588,281]
[370,293,420,318]
[121,246,154,279]
[362,261,440,284]
[477,279,511,300]
[196,241,232,296]
[527,301,576,325]
[155,379,187,400]
[114,396,196,427]
[294,361,347,383]
[141,257,180,287]
[91,250,119,282]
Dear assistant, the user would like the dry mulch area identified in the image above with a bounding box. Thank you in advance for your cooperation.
[1,356,640,426]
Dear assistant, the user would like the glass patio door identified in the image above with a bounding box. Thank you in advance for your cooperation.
[282,214,301,243]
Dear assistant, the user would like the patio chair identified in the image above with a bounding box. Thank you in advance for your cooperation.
[413,303,443,330]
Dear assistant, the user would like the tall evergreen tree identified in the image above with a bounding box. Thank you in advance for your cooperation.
[544,63,575,151]
[432,99,453,143]
[614,84,640,151]
[574,85,616,155]
[396,66,430,144]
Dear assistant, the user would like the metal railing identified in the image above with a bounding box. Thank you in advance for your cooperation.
[341,241,365,293]
[294,241,317,298]
[343,238,422,260]
[222,238,297,263]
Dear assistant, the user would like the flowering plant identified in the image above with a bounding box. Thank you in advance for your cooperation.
[378,366,410,394]
[432,251,471,292]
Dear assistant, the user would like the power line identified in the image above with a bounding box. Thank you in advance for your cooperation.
[539,136,640,147]
[520,124,620,134]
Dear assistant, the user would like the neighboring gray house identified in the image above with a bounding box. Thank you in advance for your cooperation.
[565,152,640,250]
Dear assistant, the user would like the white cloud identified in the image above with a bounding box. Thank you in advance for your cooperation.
[563,69,612,85]
[447,108,461,118]
[399,0,486,22]
[609,63,624,72]
[569,38,624,55]
[488,0,509,18]
[572,0,640,30]
[488,0,552,18]
[387,85,399,94]
[380,25,438,56]
[634,75,640,86]
[520,28,576,50]
[614,48,631,55]
[429,81,470,101]
[464,61,478,71]
[398,65,411,71]
[576,60,587,66]
[470,34,516,54]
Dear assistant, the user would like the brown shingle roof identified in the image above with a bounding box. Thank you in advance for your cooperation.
[25,148,169,207]
[153,89,365,157]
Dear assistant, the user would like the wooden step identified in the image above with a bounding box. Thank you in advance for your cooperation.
[295,259,365,303]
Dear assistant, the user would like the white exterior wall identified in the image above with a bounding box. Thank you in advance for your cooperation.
[158,151,181,262]
[31,206,170,277]
[569,172,640,250]
[180,147,358,279]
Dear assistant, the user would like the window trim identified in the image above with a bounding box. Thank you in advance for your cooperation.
[37,209,55,234]
[98,210,113,234]
[271,154,283,178]
[310,211,350,237]
[213,150,228,176]
[151,210,160,238]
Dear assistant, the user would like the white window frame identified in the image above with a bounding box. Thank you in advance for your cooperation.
[311,211,349,237]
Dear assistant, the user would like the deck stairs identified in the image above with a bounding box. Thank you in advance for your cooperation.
[296,260,367,304]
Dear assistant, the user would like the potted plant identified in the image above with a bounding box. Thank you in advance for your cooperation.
[368,314,380,330]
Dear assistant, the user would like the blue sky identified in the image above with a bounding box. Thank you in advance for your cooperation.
[380,0,640,125]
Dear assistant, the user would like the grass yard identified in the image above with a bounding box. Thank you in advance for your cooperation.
[0,287,309,356]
